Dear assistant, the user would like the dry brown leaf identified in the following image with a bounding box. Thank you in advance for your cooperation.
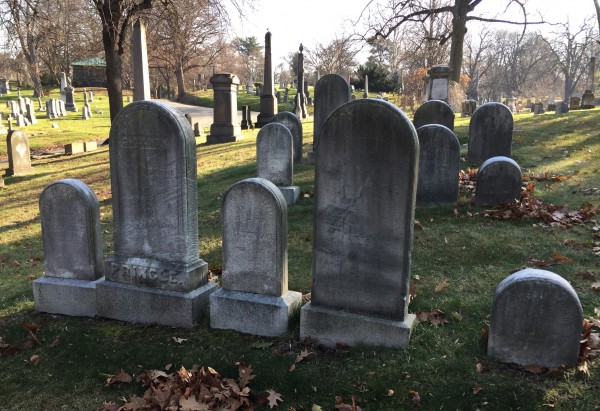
[386,389,395,396]
[266,389,283,409]
[592,282,600,292]
[172,336,187,344]
[29,354,41,366]
[49,338,60,347]
[409,390,421,405]
[238,364,255,387]
[476,362,484,373]
[165,363,172,371]
[435,278,449,293]
[472,387,482,395]
[12,260,20,267]
[105,369,132,386]
[295,348,311,364]
[523,364,544,374]
[25,275,36,281]
[179,394,207,411]
[409,280,417,303]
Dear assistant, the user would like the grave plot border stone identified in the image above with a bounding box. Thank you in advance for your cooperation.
[33,179,104,317]
[488,268,583,368]
[96,100,217,327]
[300,99,418,348]
[210,178,302,337]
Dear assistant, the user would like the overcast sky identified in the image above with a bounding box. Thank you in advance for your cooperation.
[228,0,598,66]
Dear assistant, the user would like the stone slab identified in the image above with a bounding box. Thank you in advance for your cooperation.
[300,303,416,348]
[96,279,218,328]
[278,186,300,206]
[84,141,98,152]
[65,142,85,155]
[210,289,302,337]
[33,276,102,317]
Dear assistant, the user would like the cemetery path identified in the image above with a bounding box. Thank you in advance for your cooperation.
[159,99,259,128]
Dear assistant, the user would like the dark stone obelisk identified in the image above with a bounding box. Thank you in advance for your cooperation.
[255,31,278,128]
[294,44,307,119]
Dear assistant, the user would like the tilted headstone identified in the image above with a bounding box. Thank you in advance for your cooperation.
[256,122,299,206]
[58,100,67,117]
[416,124,460,206]
[413,100,455,131]
[272,111,303,164]
[210,178,302,336]
[9,100,20,118]
[96,101,217,327]
[207,73,242,144]
[307,74,351,164]
[467,102,513,163]
[5,130,34,176]
[475,156,522,205]
[65,87,78,112]
[300,99,418,348]
[33,179,103,317]
[488,268,583,368]
[15,113,27,127]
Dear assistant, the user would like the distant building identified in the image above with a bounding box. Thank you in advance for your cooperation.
[71,57,106,87]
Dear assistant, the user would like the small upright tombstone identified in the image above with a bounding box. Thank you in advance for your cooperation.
[467,102,513,164]
[25,101,37,125]
[475,156,522,206]
[88,90,94,103]
[488,268,583,368]
[555,101,569,114]
[207,73,242,144]
[413,100,455,131]
[5,130,34,176]
[185,113,204,137]
[300,99,418,348]
[0,78,9,94]
[256,122,299,206]
[308,74,351,164]
[416,124,460,207]
[362,74,369,98]
[33,179,103,317]
[569,96,581,110]
[240,105,251,130]
[96,101,217,327]
[59,72,68,102]
[64,87,78,112]
[272,111,303,164]
[210,178,302,336]
[581,90,595,109]
[426,65,452,102]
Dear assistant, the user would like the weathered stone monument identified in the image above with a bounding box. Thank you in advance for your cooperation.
[475,156,522,205]
[59,72,68,103]
[307,74,351,164]
[33,179,103,317]
[555,101,569,114]
[488,268,583,368]
[96,101,217,327]
[25,102,37,125]
[0,78,9,94]
[241,105,251,130]
[300,99,418,348]
[185,114,204,137]
[64,87,78,112]
[416,124,460,207]
[467,102,513,163]
[210,178,302,336]
[5,129,34,176]
[362,75,369,98]
[272,111,303,164]
[82,91,92,119]
[256,122,299,206]
[131,19,151,101]
[426,65,452,102]
[255,31,278,127]
[293,44,307,119]
[207,73,242,144]
[569,96,581,110]
[413,99,455,131]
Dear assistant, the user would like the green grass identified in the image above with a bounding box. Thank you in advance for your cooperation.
[0,96,599,410]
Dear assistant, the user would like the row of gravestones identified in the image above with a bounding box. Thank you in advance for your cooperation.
[6,91,38,126]
[32,99,585,368]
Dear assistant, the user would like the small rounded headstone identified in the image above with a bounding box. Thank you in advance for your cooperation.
[413,100,455,131]
[467,102,513,163]
[488,268,583,368]
[256,122,294,186]
[272,111,303,164]
[475,156,522,205]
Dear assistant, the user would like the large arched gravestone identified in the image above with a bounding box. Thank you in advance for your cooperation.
[5,129,34,176]
[300,99,418,348]
[33,179,103,317]
[467,102,513,163]
[210,178,302,336]
[413,100,455,131]
[97,101,216,327]
[488,268,583,368]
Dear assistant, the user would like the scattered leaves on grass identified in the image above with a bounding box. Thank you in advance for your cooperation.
[579,316,600,374]
[459,168,477,193]
[415,309,449,326]
[266,389,283,408]
[289,348,312,371]
[527,252,573,268]
[409,280,417,303]
[104,369,132,386]
[435,278,449,293]
[335,395,362,411]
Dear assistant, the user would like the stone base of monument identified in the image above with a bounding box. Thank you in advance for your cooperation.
[33,276,102,317]
[278,186,300,206]
[300,303,416,348]
[306,151,316,165]
[210,289,302,337]
[96,279,218,328]
[207,124,241,144]
[5,166,34,177]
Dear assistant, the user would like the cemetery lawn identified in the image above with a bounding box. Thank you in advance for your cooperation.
[0,102,599,410]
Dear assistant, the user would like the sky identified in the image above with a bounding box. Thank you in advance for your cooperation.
[227,0,598,67]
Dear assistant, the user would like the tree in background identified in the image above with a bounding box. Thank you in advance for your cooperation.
[233,36,263,87]
[353,58,402,93]
[305,36,358,79]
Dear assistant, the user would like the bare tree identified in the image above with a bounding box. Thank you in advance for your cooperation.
[358,0,545,82]
[305,36,359,79]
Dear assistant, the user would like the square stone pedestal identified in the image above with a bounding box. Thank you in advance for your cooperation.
[33,276,102,317]
[278,186,300,206]
[96,279,217,328]
[210,289,302,337]
[300,303,416,348]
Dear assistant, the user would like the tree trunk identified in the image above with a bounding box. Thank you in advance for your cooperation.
[101,27,123,123]
[176,63,185,100]
[564,74,573,101]
[448,0,469,82]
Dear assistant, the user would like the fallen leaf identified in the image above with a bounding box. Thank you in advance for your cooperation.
[435,278,449,293]
[295,348,311,364]
[266,389,283,408]
[29,354,41,366]
[105,369,132,385]
[25,275,36,281]
[592,282,600,292]
[386,389,395,396]
[311,405,323,411]
[12,260,21,267]
[238,364,255,387]
[409,390,420,405]
[409,280,417,303]
[472,387,482,395]
[164,363,172,371]
[49,338,60,347]
[476,362,484,373]
[179,394,206,411]
[172,337,187,344]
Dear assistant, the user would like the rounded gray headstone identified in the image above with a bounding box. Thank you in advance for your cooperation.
[413,100,455,131]
[475,156,522,205]
[273,111,303,164]
[488,268,583,368]
[313,74,351,150]
[256,122,294,186]
[221,177,288,296]
[313,99,419,320]
[467,102,513,163]
[416,124,460,206]
[39,179,103,280]
[6,130,34,176]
